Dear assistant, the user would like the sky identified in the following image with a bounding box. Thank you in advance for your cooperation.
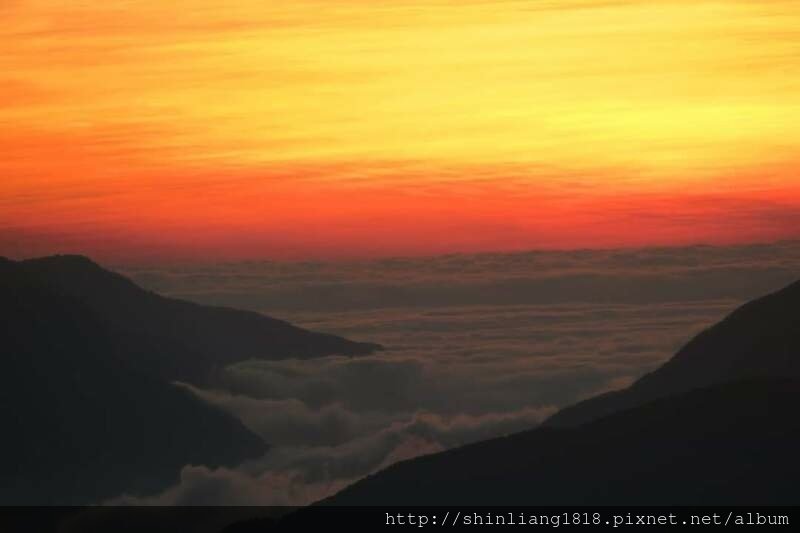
[2,0,800,261]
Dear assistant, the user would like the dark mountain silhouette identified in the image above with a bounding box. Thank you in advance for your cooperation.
[316,278,800,506]
[15,255,381,383]
[323,379,800,505]
[544,279,800,427]
[0,255,380,504]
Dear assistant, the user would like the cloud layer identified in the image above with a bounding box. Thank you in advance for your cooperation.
[127,241,800,312]
[114,243,800,505]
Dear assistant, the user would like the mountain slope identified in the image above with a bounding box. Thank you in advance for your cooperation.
[324,379,800,505]
[16,255,381,383]
[319,278,800,506]
[0,258,268,503]
[544,278,800,427]
[0,256,380,504]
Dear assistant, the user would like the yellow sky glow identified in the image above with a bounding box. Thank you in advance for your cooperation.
[2,1,800,259]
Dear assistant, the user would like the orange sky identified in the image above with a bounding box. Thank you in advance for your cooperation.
[2,0,800,261]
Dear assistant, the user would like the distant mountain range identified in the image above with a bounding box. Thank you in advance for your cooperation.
[0,255,381,504]
[321,278,800,506]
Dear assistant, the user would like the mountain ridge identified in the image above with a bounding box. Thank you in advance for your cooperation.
[321,378,800,506]
[544,277,800,427]
[315,276,800,507]
[8,254,382,383]
[0,255,381,504]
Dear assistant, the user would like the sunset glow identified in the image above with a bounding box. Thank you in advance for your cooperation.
[2,0,800,260]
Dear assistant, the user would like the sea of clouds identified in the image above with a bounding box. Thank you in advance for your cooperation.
[118,241,800,505]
